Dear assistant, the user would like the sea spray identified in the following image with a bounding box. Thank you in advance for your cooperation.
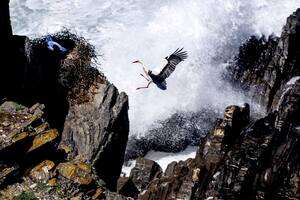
[10,0,300,135]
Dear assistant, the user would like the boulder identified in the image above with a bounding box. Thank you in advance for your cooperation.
[138,159,196,200]
[56,161,94,186]
[30,160,55,182]
[129,158,162,192]
[27,129,59,153]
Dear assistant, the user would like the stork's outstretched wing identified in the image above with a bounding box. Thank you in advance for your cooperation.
[157,48,188,81]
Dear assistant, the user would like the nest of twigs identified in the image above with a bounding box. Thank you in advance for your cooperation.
[30,29,106,105]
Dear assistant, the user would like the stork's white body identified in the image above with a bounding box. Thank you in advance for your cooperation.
[133,48,188,90]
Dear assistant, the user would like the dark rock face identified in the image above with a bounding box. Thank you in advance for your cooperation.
[60,80,129,190]
[197,113,277,199]
[117,177,140,198]
[0,0,12,46]
[268,79,300,199]
[229,8,300,111]
[191,103,250,199]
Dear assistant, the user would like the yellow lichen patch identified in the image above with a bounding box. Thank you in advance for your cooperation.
[60,144,72,154]
[58,162,77,179]
[12,132,29,143]
[214,128,225,138]
[92,188,104,200]
[77,163,92,172]
[28,115,38,125]
[77,174,93,185]
[50,169,58,177]
[48,178,57,187]
[224,106,238,120]
[33,122,49,135]
[57,162,93,185]
[27,129,59,153]
[29,103,42,111]
[30,160,55,181]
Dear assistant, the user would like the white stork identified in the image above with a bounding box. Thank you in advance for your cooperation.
[46,35,67,53]
[133,48,188,90]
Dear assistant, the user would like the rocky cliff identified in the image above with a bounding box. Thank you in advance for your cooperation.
[0,1,129,199]
[228,9,300,111]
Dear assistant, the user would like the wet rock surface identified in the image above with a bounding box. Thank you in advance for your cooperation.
[229,8,300,111]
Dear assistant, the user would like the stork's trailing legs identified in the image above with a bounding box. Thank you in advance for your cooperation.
[140,73,150,81]
[132,60,153,90]
[136,81,153,90]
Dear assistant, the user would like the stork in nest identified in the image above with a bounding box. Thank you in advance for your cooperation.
[133,48,188,90]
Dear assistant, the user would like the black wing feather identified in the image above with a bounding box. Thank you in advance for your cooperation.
[157,48,188,81]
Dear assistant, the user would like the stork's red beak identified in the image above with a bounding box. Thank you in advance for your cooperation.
[132,60,139,63]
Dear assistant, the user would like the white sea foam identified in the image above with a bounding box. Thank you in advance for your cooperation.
[10,0,300,135]
[122,146,197,176]
[145,146,197,172]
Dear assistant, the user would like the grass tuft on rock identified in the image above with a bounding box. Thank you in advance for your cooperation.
[13,192,38,200]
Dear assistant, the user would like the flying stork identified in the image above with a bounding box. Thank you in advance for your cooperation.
[133,48,188,90]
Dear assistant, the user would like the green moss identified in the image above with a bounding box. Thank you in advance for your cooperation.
[15,104,27,111]
[55,185,63,195]
[13,192,38,200]
[96,179,106,187]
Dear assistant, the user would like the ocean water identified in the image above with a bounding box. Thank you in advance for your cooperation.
[10,0,300,136]
[122,146,197,176]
